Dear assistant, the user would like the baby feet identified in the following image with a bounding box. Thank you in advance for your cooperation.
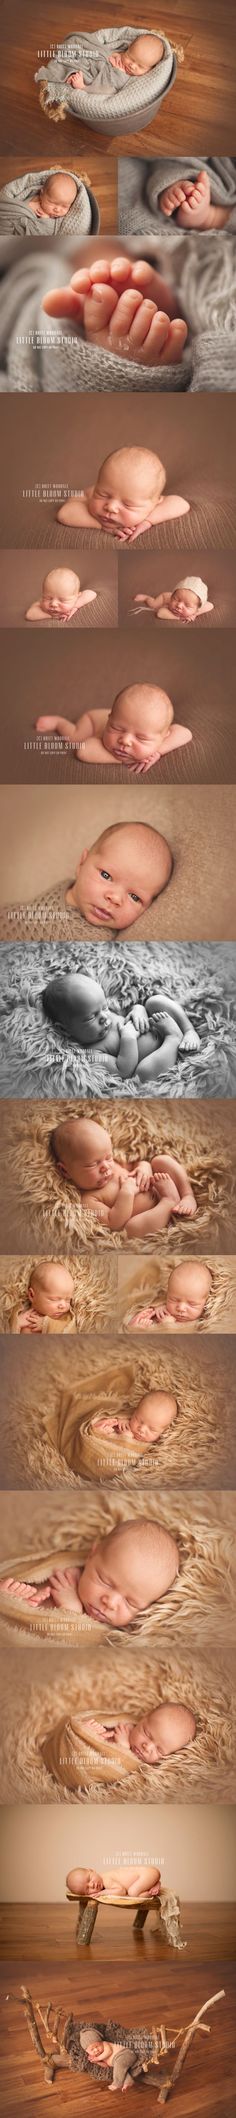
[43,258,187,368]
[180,1028,201,1053]
[160,170,214,230]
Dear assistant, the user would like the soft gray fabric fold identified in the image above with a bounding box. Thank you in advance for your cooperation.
[35,25,176,136]
[0,166,99,238]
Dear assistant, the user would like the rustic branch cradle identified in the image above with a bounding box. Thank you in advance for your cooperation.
[21,1986,225,2098]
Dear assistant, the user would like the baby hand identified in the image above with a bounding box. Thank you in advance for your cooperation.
[48,1568,82,1611]
[67,70,85,88]
[129,1158,152,1192]
[129,1305,157,1329]
[43,257,188,369]
[130,1005,149,1036]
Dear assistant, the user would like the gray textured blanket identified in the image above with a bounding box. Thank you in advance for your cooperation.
[35,25,176,136]
[119,156,236,238]
[0,941,235,1101]
[1,229,236,392]
[0,166,99,238]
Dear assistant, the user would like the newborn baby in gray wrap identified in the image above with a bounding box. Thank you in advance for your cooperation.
[67,33,164,95]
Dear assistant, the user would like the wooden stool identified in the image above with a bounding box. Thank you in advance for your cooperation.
[66,1887,185,1951]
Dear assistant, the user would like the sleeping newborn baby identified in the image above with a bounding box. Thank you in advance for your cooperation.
[57,445,190,544]
[131,1262,213,1331]
[133,577,213,624]
[26,568,96,624]
[39,683,191,774]
[27,173,78,221]
[41,1698,196,1792]
[66,1862,161,1899]
[10,1259,75,1334]
[2,1517,179,1626]
[90,1389,177,1446]
[51,1114,197,1239]
[68,35,164,92]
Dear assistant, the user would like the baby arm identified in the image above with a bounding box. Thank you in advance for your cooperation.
[160,721,192,752]
[25,601,48,623]
[116,1022,140,1079]
[109,1176,138,1232]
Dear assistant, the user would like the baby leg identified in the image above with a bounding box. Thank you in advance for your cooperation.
[126,1198,174,1239]
[137,1027,182,1081]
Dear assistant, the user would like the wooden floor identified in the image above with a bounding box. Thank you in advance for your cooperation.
[1,0,236,157]
[1,1903,236,1964]
[0,1919,235,2115]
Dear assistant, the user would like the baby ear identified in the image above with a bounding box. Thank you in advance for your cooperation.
[28,1285,34,1304]
[76,847,89,871]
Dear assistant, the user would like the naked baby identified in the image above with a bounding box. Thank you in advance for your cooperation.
[26,567,96,624]
[131,1262,213,1331]
[50,1114,197,1239]
[66,1861,161,1899]
[10,1259,75,1334]
[2,1515,179,1626]
[43,971,176,1079]
[133,575,213,624]
[38,682,192,775]
[57,445,190,543]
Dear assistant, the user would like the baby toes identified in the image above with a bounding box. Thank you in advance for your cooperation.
[83,283,118,343]
[160,319,188,365]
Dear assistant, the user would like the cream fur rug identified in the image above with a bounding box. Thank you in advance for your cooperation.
[0,1633,234,1805]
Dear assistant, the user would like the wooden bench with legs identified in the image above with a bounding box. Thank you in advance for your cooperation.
[66,1885,185,1951]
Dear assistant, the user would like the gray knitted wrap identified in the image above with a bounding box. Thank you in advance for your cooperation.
[0,166,99,237]
[64,2017,155,2080]
[35,26,176,136]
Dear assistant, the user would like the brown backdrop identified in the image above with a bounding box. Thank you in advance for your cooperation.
[0,395,235,550]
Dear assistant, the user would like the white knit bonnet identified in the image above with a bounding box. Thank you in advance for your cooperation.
[175,577,208,605]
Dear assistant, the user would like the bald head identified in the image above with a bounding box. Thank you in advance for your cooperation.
[125,33,164,73]
[42,568,79,605]
[167,1262,212,1322]
[130,1700,196,1763]
[42,173,77,212]
[91,448,166,534]
[79,1517,179,1628]
[104,685,174,770]
[51,1114,113,1190]
[29,1258,74,1317]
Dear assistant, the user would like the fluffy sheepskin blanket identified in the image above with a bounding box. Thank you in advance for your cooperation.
[3,1093,234,1256]
[0,1599,235,1803]
[0,167,99,237]
[0,1488,235,1647]
[35,27,176,137]
[0,1327,234,1485]
[1,941,235,1099]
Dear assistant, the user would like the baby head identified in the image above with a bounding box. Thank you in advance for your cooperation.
[166,1262,212,1323]
[79,2029,113,2063]
[130,1390,178,1443]
[129,1701,196,1764]
[41,567,79,614]
[39,173,77,218]
[170,577,209,620]
[122,34,164,76]
[66,1869,103,1898]
[90,447,166,535]
[104,685,174,768]
[43,971,110,1046]
[51,1115,114,1192]
[78,1517,179,1628]
[28,1259,74,1318]
[75,822,173,930]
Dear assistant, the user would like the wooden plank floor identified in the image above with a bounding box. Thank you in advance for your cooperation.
[1,1905,236,1963]
[1,1,236,157]
[0,1937,235,2115]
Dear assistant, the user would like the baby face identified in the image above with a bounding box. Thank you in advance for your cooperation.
[170,588,199,618]
[79,1520,178,1628]
[105,687,172,767]
[66,1868,103,1897]
[130,1392,177,1443]
[54,1118,115,1192]
[42,568,79,614]
[167,1263,211,1322]
[29,1261,74,1317]
[77,829,155,931]
[46,973,110,1046]
[122,35,161,75]
[91,451,164,534]
[129,1703,196,1764]
[40,175,77,219]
